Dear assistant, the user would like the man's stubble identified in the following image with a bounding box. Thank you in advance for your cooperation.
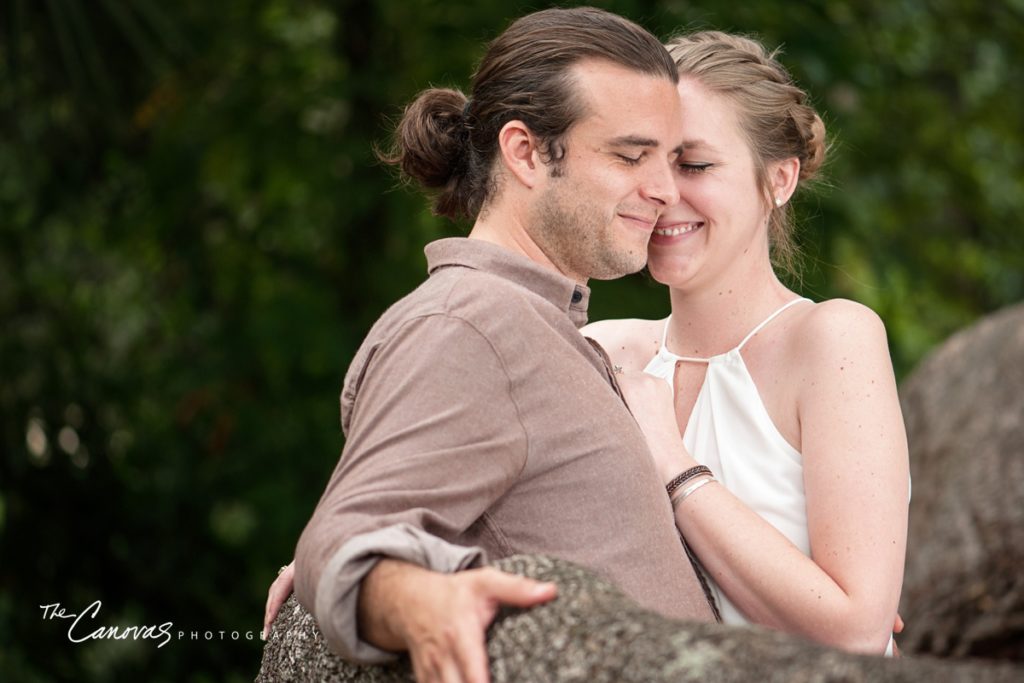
[530,174,647,282]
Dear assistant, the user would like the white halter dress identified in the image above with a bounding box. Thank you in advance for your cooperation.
[642,298,896,655]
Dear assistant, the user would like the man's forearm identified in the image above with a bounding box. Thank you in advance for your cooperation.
[297,523,488,662]
[356,558,425,652]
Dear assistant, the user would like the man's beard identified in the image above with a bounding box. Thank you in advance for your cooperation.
[531,180,647,281]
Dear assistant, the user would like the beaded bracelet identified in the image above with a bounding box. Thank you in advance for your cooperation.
[665,465,712,497]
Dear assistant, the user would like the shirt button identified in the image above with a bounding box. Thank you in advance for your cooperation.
[571,290,583,304]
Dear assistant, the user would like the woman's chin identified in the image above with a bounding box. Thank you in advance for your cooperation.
[647,257,698,288]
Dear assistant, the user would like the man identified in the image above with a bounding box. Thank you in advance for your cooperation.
[291,8,715,682]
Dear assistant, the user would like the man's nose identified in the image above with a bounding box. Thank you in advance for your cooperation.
[641,158,681,207]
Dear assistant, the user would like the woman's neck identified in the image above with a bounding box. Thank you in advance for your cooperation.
[665,263,795,358]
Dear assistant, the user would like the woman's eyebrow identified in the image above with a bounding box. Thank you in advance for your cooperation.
[682,138,719,152]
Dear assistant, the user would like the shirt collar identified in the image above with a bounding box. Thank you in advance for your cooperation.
[424,237,591,328]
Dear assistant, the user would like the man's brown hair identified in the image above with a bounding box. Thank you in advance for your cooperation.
[381,6,678,220]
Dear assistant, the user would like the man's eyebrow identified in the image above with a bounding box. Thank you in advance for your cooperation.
[607,135,660,148]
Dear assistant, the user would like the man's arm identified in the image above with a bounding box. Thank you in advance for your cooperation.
[294,314,552,671]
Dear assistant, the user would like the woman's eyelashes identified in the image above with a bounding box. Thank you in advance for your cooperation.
[678,161,713,175]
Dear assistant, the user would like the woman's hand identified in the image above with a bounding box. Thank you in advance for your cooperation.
[615,370,697,482]
[262,561,296,640]
[892,613,905,657]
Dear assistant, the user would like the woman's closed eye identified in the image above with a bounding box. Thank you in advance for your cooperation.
[678,162,713,175]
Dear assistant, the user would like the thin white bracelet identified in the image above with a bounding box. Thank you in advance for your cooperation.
[671,475,715,510]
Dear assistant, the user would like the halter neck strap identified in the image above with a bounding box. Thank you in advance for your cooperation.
[736,298,812,351]
[659,297,812,363]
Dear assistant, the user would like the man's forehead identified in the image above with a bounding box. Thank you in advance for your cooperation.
[569,57,674,96]
[567,59,682,147]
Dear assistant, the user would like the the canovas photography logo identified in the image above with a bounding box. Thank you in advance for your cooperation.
[40,601,257,648]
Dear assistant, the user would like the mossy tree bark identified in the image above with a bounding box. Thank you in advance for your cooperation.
[257,555,1021,682]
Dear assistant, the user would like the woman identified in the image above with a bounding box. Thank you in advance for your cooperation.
[588,31,908,654]
[265,31,909,655]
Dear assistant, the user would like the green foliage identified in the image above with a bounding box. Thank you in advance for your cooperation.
[1,0,1021,679]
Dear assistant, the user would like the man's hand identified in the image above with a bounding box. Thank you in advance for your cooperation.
[359,559,557,683]
[262,561,296,640]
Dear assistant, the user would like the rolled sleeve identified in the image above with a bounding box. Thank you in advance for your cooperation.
[314,523,487,662]
[294,313,528,660]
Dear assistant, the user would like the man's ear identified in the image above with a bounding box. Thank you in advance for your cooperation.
[497,120,545,189]
[768,157,801,207]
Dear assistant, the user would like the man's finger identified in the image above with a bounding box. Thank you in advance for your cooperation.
[410,652,431,683]
[451,619,491,683]
[474,569,558,608]
[437,650,465,683]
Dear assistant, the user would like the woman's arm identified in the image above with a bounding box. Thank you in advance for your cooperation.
[264,561,296,640]
[621,300,908,654]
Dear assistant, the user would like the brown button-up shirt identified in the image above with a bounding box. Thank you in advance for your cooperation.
[294,238,714,661]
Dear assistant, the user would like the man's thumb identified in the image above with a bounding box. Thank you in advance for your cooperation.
[478,570,558,607]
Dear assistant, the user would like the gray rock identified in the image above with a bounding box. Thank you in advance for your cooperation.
[898,303,1024,660]
[257,555,1021,682]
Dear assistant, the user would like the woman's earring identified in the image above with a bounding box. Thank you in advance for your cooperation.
[774,197,783,207]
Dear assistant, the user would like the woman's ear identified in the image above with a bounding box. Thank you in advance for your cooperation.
[769,157,801,207]
[497,120,544,189]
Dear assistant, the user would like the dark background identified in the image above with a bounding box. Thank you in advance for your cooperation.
[1,1,1021,680]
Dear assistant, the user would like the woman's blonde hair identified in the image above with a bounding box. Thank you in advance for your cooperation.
[665,31,828,275]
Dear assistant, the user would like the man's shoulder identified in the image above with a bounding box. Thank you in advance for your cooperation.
[342,266,569,432]
[370,265,539,340]
[341,266,560,431]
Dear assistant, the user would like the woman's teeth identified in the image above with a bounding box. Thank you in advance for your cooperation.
[653,222,702,237]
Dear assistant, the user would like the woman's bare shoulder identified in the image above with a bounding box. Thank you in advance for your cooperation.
[792,299,886,348]
[786,298,891,375]
[581,317,667,371]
